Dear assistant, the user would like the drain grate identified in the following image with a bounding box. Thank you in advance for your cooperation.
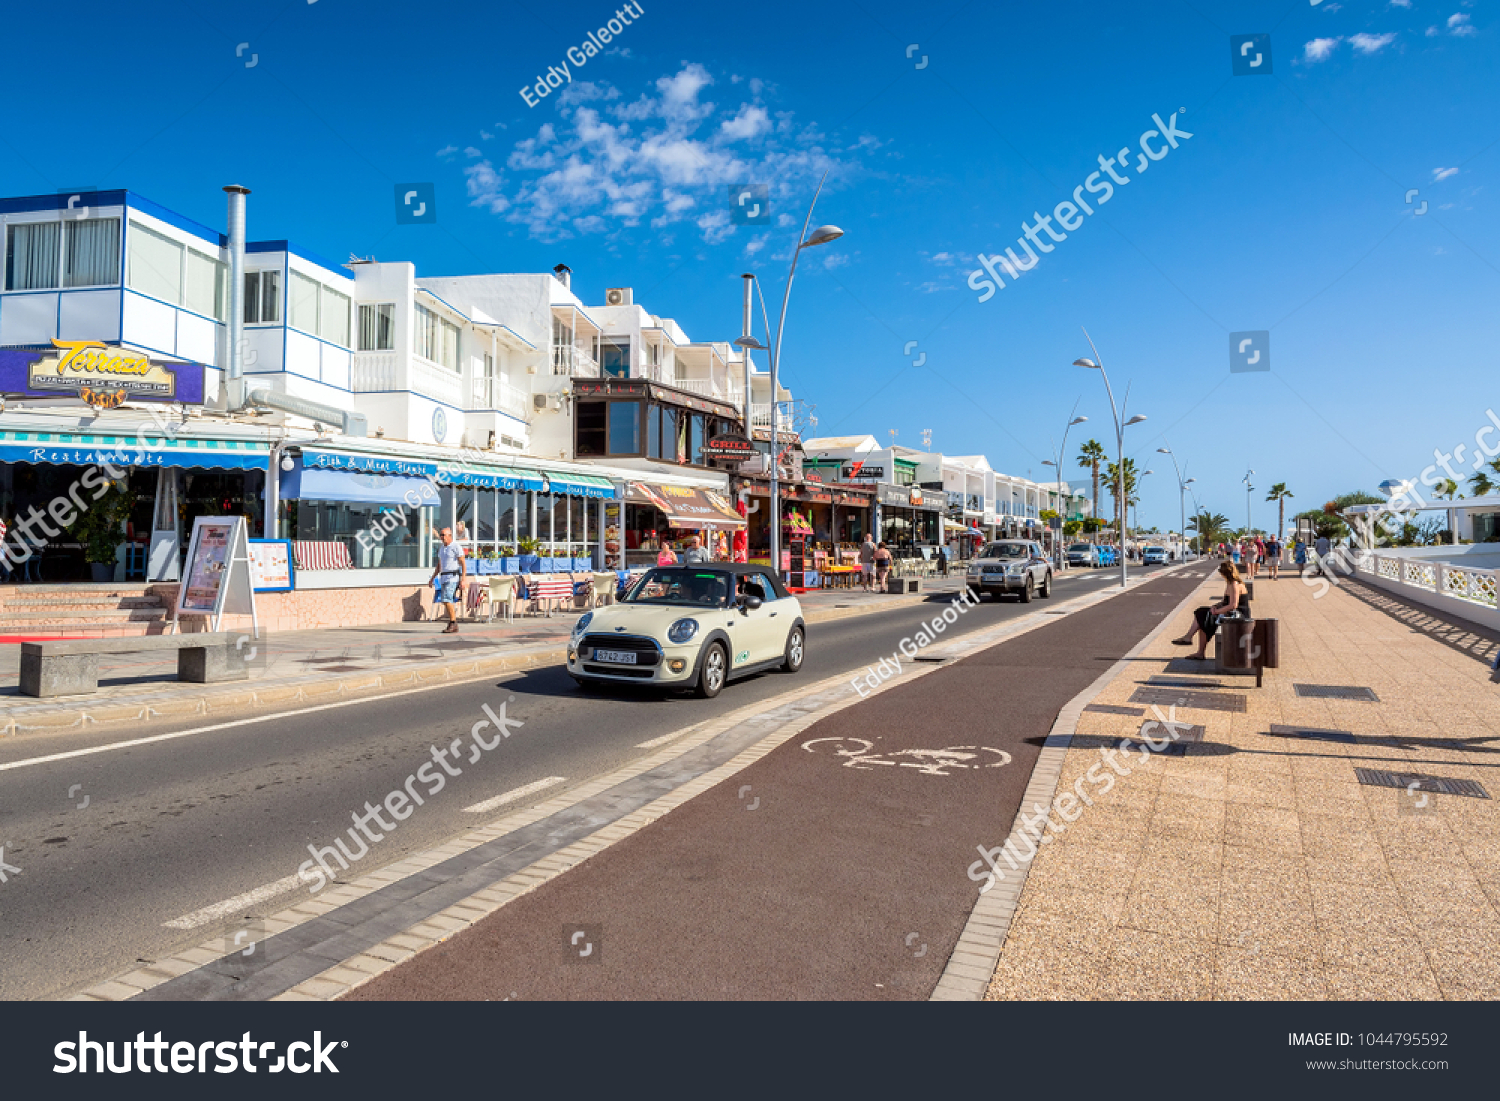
[1129,686,1247,713]
[1139,719,1205,744]
[1355,768,1490,799]
[1269,724,1355,744]
[1084,704,1146,716]
[1294,684,1380,702]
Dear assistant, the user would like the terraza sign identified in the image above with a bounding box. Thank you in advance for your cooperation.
[700,434,756,462]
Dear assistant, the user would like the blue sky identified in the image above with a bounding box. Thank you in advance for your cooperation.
[4,0,1497,531]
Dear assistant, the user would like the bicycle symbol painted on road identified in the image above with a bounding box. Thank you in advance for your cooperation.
[800,738,1012,776]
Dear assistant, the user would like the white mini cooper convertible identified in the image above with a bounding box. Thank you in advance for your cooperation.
[567,564,806,698]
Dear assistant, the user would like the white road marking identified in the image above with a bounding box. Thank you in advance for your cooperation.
[635,721,706,749]
[162,873,305,929]
[462,776,566,814]
[0,675,519,776]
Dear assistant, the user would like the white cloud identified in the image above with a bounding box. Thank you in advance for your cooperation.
[462,62,851,243]
[1426,25,1440,35]
[1448,12,1478,34]
[1304,36,1342,61]
[820,252,850,271]
[479,130,494,141]
[1433,166,1459,181]
[464,146,483,158]
[1389,0,1411,7]
[1350,32,1397,53]
[436,144,459,158]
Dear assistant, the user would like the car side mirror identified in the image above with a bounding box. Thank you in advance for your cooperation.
[741,595,763,612]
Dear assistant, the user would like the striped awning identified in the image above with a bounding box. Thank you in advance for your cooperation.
[0,429,270,470]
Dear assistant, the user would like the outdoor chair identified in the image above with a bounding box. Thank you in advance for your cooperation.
[485,575,520,623]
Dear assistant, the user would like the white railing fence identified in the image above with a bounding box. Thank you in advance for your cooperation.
[1364,553,1499,609]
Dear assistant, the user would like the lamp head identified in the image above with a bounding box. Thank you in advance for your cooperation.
[1124,414,1147,426]
[1072,358,1100,369]
[1041,460,1057,467]
[1185,477,1197,485]
[1156,447,1171,454]
[1143,469,1155,476]
[733,336,768,350]
[801,225,844,248]
[1069,415,1088,426]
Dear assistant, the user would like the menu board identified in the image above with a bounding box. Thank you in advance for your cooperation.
[181,520,235,613]
[248,539,295,592]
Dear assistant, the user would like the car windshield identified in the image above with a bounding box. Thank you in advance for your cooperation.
[980,543,1028,559]
[623,568,732,608]
[1068,544,1091,552]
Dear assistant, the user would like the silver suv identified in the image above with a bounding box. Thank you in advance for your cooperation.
[966,540,1053,602]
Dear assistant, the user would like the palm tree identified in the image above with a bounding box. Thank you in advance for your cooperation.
[1077,440,1106,530]
[1188,510,1229,552]
[1435,478,1461,501]
[1265,482,1293,541]
[1469,458,1499,497]
[1105,457,1139,533]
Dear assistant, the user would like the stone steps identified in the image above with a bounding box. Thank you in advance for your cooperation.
[0,585,170,637]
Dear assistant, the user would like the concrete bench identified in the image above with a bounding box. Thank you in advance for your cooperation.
[19,633,252,698]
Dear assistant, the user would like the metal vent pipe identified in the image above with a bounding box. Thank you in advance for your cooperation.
[223,185,250,409]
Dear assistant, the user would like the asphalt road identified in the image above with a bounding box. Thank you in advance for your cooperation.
[0,564,1176,1000]
[350,561,1214,1001]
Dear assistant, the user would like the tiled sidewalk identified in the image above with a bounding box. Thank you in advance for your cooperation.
[984,570,1500,1001]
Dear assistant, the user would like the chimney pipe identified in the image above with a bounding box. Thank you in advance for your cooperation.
[223,185,250,409]
[552,263,571,289]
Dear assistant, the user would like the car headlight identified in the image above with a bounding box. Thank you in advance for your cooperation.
[966,564,980,574]
[667,618,699,644]
[572,612,592,636]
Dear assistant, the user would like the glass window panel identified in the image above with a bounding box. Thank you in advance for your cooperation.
[476,487,497,541]
[5,221,62,290]
[63,217,120,287]
[320,285,351,347]
[289,271,319,333]
[607,401,641,455]
[647,405,663,459]
[536,493,554,548]
[125,221,181,302]
[183,248,221,318]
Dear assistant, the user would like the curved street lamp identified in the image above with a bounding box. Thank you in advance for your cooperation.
[1072,332,1146,587]
[1157,445,1194,561]
[1040,405,1088,569]
[732,178,843,576]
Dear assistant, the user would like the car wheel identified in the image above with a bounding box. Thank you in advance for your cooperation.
[1040,572,1052,598]
[1019,576,1034,603]
[696,642,727,698]
[781,626,805,673]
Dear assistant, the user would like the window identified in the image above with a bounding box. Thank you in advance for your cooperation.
[126,222,183,303]
[245,270,281,323]
[600,338,629,378]
[895,464,916,487]
[320,285,350,347]
[647,404,664,459]
[414,303,459,368]
[184,247,226,320]
[289,271,319,332]
[689,413,705,465]
[5,222,61,290]
[607,401,641,454]
[576,400,606,456]
[63,218,121,287]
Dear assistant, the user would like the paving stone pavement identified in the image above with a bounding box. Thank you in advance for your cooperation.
[983,568,1500,1001]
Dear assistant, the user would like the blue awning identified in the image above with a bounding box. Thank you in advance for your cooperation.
[281,461,439,507]
[0,430,270,471]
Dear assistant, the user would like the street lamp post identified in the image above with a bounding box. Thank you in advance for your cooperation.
[1157,446,1196,561]
[732,175,843,581]
[1243,468,1255,534]
[1071,329,1146,588]
[1041,403,1087,571]
[1135,469,1155,543]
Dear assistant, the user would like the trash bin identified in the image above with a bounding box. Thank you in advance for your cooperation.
[1253,617,1279,670]
[1216,617,1255,671]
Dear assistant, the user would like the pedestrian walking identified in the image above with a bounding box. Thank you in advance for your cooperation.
[1265,534,1281,580]
[428,526,467,634]
[1172,561,1250,660]
[873,541,893,592]
[859,533,877,592]
[657,539,679,567]
[682,535,710,564]
[1294,538,1308,571]
[1314,533,1331,576]
[1230,542,1242,568]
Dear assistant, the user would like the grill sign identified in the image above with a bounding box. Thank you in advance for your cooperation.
[701,435,756,462]
[0,340,204,405]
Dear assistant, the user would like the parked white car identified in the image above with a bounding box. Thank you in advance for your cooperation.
[567,564,805,698]
[966,540,1053,602]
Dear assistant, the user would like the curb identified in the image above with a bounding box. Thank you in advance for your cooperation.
[67,572,1163,1002]
[928,563,1213,1002]
[0,587,956,740]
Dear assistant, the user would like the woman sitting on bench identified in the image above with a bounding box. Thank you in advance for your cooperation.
[1173,561,1249,660]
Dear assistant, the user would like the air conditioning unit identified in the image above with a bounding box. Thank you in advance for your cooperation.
[532,393,565,413]
[605,287,633,306]
[533,393,550,411]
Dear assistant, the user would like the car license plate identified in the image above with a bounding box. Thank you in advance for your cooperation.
[593,649,638,664]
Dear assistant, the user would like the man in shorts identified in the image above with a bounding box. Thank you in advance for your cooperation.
[859,533,877,592]
[429,526,467,633]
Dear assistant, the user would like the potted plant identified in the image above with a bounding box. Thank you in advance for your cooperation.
[68,482,136,582]
[517,537,540,573]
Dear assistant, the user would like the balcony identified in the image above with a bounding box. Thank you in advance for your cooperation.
[750,403,794,433]
[352,352,464,407]
[552,343,600,377]
[351,352,399,392]
[472,375,531,422]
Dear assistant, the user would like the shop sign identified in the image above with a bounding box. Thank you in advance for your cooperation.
[700,434,756,462]
[841,461,884,480]
[305,451,433,478]
[0,341,205,405]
